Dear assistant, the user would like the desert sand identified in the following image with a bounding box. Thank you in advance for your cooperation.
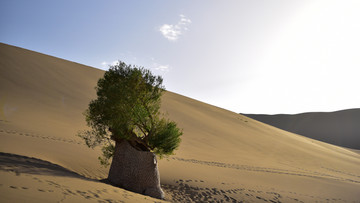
[244,109,360,150]
[1,42,360,202]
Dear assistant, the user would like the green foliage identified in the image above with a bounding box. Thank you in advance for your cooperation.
[77,61,182,166]
[98,144,115,167]
[148,119,183,157]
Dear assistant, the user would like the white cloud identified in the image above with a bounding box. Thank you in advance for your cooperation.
[159,24,181,41]
[179,14,191,25]
[111,61,119,66]
[159,14,191,41]
[100,60,119,68]
[150,57,170,72]
[154,64,170,72]
[101,58,170,73]
[152,60,170,72]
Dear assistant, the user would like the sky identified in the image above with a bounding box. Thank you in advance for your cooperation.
[1,0,359,114]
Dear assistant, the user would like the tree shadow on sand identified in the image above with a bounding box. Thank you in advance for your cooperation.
[0,152,89,180]
[0,152,167,201]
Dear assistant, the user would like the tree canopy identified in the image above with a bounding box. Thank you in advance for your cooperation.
[78,61,182,166]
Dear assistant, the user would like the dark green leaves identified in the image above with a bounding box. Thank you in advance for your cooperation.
[77,61,182,166]
[148,119,183,157]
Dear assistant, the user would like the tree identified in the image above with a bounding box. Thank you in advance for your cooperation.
[78,61,182,199]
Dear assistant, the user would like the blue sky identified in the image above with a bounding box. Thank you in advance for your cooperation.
[1,0,360,114]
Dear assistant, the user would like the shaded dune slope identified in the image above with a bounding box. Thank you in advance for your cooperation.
[244,109,360,149]
[1,43,360,202]
[0,152,165,203]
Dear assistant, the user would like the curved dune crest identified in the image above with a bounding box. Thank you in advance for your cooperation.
[1,43,360,202]
[244,109,360,149]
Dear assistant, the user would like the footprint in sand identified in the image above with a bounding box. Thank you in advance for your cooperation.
[32,177,43,183]
[76,190,93,199]
[87,190,100,198]
[1,128,86,146]
[66,189,77,195]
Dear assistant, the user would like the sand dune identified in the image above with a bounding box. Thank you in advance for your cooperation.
[1,42,360,202]
[0,152,165,203]
[244,109,360,149]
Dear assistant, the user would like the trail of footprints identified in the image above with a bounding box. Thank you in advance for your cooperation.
[162,179,347,203]
[1,173,132,203]
[170,158,360,185]
[279,161,360,184]
[1,127,359,202]
[0,128,84,145]
[163,179,285,203]
[321,166,360,179]
[2,127,360,184]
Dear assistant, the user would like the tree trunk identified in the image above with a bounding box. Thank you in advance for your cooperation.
[107,139,165,199]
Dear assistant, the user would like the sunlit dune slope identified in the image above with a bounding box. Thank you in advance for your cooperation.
[244,109,360,149]
[1,43,359,202]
